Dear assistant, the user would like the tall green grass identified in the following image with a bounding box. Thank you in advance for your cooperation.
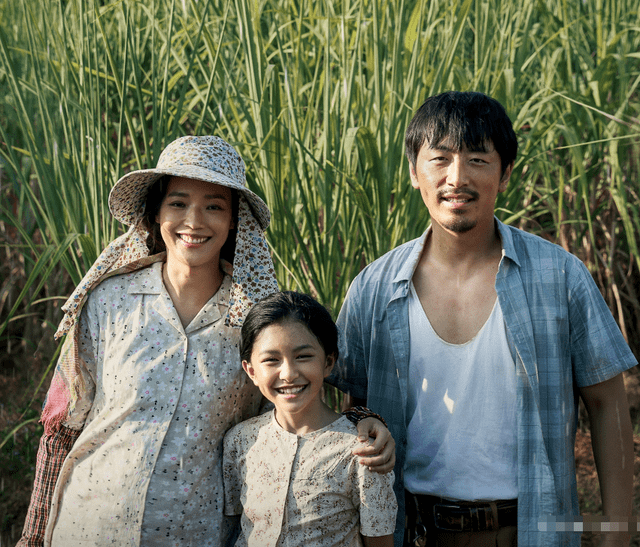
[2,0,639,314]
[1,0,639,425]
[1,0,639,537]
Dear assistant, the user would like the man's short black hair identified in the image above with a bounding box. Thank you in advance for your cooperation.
[405,91,518,175]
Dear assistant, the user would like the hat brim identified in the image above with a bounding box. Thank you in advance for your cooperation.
[108,165,271,230]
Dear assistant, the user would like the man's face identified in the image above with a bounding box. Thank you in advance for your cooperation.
[409,139,512,235]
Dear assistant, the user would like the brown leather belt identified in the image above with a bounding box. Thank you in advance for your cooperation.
[411,493,518,532]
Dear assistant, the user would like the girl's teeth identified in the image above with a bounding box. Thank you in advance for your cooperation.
[277,386,305,394]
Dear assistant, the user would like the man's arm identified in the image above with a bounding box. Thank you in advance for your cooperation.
[579,373,634,547]
[340,394,396,473]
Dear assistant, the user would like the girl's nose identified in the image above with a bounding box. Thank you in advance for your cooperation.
[279,359,298,381]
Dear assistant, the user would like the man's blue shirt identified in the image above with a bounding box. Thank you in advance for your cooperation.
[327,218,637,547]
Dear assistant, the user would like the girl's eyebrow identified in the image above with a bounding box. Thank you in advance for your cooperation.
[259,343,316,354]
[166,190,229,199]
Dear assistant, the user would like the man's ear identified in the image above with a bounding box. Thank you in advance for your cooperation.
[409,163,420,189]
[242,360,258,385]
[499,161,514,192]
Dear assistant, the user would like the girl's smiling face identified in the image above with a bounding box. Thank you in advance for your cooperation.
[242,319,336,434]
[156,176,234,272]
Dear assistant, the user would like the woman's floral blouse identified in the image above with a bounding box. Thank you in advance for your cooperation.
[45,263,262,546]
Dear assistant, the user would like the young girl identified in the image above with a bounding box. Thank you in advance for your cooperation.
[223,291,397,547]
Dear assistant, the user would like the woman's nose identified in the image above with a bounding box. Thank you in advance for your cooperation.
[184,206,203,227]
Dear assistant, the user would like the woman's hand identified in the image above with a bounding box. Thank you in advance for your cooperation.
[352,417,396,473]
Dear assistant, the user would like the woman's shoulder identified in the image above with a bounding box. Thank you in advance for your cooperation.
[88,263,161,299]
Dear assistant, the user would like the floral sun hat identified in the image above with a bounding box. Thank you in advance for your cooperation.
[108,135,270,230]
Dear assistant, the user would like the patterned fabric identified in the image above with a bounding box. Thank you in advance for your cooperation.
[54,224,153,339]
[227,198,278,326]
[16,427,81,547]
[108,135,270,230]
[223,412,397,547]
[41,195,277,436]
[326,218,637,547]
[41,264,264,546]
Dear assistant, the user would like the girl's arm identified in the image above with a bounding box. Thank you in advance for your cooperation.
[362,534,394,547]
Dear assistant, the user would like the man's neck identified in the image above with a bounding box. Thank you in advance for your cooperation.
[425,219,502,272]
[412,219,503,344]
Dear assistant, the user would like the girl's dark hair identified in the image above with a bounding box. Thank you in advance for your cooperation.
[138,176,239,261]
[240,291,339,362]
[405,91,518,176]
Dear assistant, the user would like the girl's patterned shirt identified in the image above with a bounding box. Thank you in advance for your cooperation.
[45,262,262,546]
[223,412,397,547]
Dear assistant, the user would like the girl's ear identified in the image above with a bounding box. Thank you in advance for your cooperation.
[323,354,336,379]
[242,360,258,385]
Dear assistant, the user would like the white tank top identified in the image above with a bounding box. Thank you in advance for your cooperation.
[404,281,518,501]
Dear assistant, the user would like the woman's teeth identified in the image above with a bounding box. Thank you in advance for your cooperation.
[179,234,209,244]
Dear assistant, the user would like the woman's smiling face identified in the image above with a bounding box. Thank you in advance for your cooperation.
[156,176,234,272]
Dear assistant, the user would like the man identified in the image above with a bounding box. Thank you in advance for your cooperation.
[327,91,636,547]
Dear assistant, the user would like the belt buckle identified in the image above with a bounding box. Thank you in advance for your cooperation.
[432,502,501,532]
[432,503,471,532]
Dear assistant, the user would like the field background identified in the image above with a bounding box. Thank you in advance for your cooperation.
[0,0,638,544]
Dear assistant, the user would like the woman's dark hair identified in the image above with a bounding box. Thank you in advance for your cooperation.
[240,291,339,362]
[139,176,168,254]
[405,91,518,176]
[138,176,239,261]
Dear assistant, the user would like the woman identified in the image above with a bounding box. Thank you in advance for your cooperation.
[17,136,393,547]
